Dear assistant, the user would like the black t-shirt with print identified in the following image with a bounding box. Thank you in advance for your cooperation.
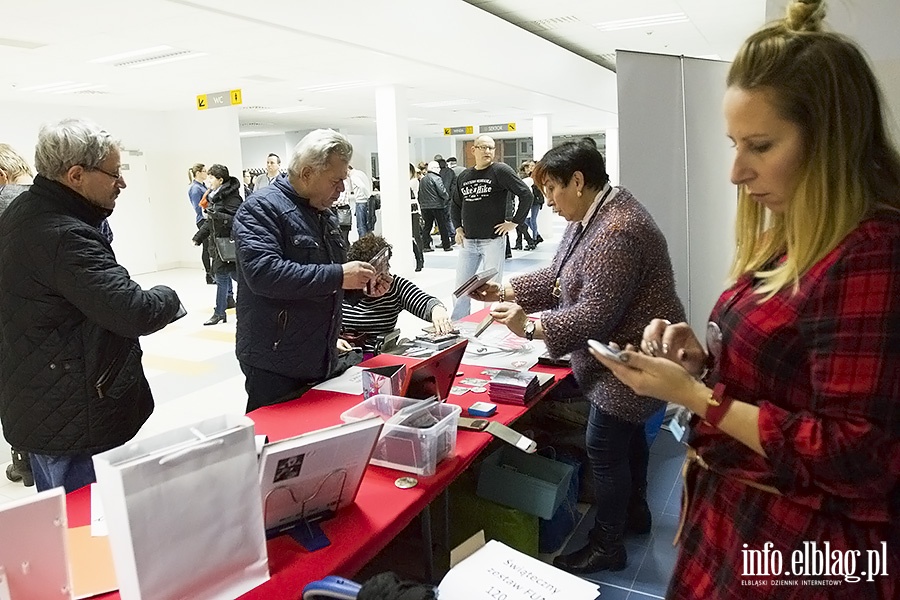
[450,162,533,239]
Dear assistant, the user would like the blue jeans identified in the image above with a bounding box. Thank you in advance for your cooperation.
[585,404,649,536]
[451,236,505,321]
[527,205,541,239]
[355,203,370,238]
[30,452,96,493]
[214,270,236,316]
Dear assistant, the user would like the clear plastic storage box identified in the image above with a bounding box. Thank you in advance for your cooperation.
[340,394,460,476]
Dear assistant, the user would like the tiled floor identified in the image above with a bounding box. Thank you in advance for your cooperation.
[0,217,684,594]
[559,431,686,599]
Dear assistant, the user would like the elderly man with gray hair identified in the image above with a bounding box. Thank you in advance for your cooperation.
[234,128,383,412]
[0,118,183,493]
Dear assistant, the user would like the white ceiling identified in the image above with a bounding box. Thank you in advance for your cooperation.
[4,0,894,140]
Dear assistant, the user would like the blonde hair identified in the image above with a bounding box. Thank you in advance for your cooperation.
[0,143,34,181]
[727,0,900,298]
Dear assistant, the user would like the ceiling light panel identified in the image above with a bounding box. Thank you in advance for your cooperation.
[524,16,580,31]
[412,99,479,108]
[89,45,174,63]
[0,37,46,50]
[593,13,689,32]
[121,51,208,69]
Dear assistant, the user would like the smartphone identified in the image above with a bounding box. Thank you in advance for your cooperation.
[588,339,626,361]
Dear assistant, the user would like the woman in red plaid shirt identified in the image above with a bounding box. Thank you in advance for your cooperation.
[594,0,900,598]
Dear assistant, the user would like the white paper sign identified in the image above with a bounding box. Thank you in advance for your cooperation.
[311,366,364,394]
[438,540,599,600]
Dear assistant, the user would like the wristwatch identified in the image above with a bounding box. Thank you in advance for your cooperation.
[523,320,536,341]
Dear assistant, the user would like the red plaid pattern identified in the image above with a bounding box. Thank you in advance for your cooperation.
[668,213,900,599]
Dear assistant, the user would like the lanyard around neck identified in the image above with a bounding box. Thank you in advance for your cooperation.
[551,186,614,301]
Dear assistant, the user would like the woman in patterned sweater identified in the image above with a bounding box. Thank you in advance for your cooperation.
[594,1,900,598]
[342,235,453,351]
[474,141,685,573]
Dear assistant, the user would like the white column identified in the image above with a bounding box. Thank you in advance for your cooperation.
[532,114,552,160]
[532,114,555,241]
[605,127,620,186]
[375,85,413,274]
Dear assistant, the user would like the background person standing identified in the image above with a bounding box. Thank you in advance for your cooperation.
[450,135,533,320]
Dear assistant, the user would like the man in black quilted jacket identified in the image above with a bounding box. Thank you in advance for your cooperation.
[0,118,182,493]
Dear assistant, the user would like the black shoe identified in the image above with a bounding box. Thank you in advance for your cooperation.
[535,235,544,244]
[422,247,434,253]
[204,313,227,326]
[6,448,34,487]
[442,246,452,252]
[552,540,627,574]
[505,252,512,259]
[226,296,236,310]
[512,244,522,250]
[205,274,215,285]
[525,243,537,251]
[627,498,652,535]
[415,265,423,272]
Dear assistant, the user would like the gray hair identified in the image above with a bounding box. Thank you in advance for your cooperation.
[288,129,352,176]
[34,118,122,179]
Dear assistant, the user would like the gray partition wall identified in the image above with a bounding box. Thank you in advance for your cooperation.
[617,50,736,338]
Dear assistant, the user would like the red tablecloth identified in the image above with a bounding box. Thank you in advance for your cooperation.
[66,326,569,599]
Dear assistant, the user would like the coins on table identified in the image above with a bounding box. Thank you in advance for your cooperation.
[395,476,418,489]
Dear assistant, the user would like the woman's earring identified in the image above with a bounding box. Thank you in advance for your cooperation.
[576,190,582,197]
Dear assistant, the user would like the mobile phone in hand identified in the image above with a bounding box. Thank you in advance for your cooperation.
[588,339,626,361]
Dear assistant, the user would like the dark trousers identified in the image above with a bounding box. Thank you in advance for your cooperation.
[420,208,452,250]
[197,220,211,276]
[515,222,534,248]
[30,452,96,494]
[241,361,314,414]
[585,405,649,538]
[411,213,425,268]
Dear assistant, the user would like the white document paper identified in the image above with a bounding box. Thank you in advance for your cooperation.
[458,321,546,371]
[311,365,364,394]
[438,540,600,600]
[90,483,108,537]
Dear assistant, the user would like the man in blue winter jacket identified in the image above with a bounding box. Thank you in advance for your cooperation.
[233,129,384,412]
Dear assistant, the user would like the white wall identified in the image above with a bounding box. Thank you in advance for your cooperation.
[617,52,735,337]
[240,134,286,172]
[0,101,242,274]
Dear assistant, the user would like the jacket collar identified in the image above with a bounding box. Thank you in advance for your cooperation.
[32,174,111,227]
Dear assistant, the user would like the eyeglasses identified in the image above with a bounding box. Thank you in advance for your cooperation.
[84,165,123,181]
[474,145,495,151]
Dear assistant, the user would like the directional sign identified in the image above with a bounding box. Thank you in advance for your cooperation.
[479,122,516,133]
[197,89,243,111]
[443,125,473,136]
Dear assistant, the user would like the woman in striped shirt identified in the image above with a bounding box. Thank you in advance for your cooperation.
[342,235,452,351]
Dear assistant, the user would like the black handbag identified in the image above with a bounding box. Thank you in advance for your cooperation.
[335,205,352,227]
[213,237,236,262]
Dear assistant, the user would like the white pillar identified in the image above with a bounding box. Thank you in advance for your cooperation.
[605,127,620,186]
[375,85,413,274]
[532,114,552,160]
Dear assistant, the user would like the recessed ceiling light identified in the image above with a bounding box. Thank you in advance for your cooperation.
[124,51,208,69]
[593,13,689,32]
[51,83,108,95]
[16,81,75,92]
[296,81,370,93]
[89,45,174,63]
[412,99,478,108]
[265,106,325,114]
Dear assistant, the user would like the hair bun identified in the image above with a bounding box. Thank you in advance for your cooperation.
[785,0,826,32]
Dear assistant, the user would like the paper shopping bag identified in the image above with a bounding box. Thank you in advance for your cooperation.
[93,414,269,600]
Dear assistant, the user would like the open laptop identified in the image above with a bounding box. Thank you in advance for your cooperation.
[258,417,383,540]
[401,339,468,401]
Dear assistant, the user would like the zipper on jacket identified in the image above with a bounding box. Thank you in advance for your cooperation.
[272,309,288,351]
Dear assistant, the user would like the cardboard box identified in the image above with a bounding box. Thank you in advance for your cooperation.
[476,446,575,520]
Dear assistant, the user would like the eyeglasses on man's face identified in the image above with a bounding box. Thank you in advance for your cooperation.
[474,145,495,151]
[83,165,123,181]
